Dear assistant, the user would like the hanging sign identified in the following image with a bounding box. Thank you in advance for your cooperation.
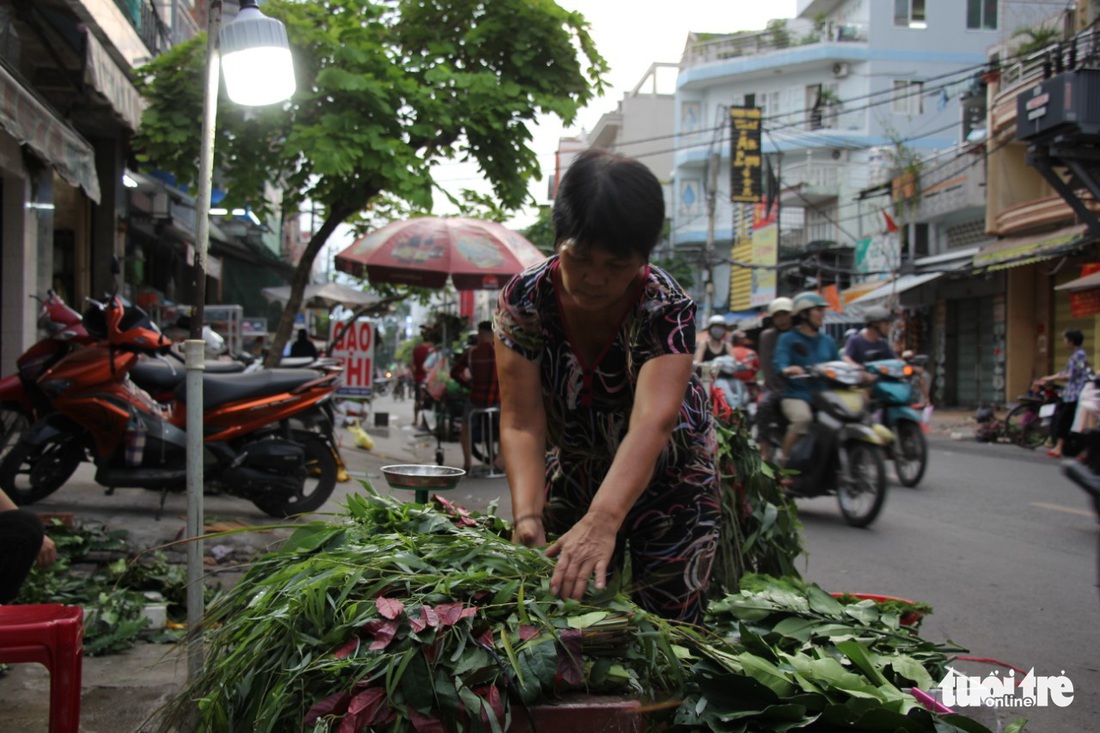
[729,106,763,203]
[330,319,374,398]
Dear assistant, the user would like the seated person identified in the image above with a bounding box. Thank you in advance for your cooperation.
[843,306,896,366]
[773,291,841,463]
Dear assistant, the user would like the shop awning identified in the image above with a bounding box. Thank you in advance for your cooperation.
[1055,269,1100,291]
[0,62,100,202]
[83,28,146,132]
[972,224,1089,271]
[848,272,944,306]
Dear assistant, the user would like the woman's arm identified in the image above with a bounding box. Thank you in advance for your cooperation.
[692,339,708,363]
[546,352,693,600]
[495,338,549,547]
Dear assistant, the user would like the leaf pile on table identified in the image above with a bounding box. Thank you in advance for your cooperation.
[155,488,1018,733]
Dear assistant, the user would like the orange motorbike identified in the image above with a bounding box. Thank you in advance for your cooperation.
[0,296,343,517]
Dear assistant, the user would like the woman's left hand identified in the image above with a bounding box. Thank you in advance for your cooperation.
[544,512,618,600]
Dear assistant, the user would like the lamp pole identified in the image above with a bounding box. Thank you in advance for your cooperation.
[185,0,295,686]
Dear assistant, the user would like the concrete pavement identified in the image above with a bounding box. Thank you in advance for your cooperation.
[0,390,514,732]
[0,396,986,731]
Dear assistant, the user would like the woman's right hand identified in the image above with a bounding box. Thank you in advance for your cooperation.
[512,514,546,548]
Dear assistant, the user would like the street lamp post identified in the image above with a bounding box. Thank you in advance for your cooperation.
[186,0,295,683]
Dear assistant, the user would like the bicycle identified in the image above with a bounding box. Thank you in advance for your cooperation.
[1003,382,1061,449]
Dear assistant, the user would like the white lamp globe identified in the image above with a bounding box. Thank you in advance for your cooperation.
[219,0,296,106]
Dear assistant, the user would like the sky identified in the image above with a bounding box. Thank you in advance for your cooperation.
[431,0,800,230]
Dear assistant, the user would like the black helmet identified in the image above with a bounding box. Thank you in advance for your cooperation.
[863,305,894,325]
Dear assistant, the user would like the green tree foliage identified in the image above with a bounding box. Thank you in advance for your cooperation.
[522,205,556,255]
[133,0,607,364]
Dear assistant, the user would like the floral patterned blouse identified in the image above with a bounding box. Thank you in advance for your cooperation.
[1062,347,1091,403]
[494,255,715,488]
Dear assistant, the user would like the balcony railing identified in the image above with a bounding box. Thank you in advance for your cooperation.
[112,0,173,56]
[682,23,867,68]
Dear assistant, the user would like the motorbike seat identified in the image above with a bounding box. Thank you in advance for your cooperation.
[176,369,325,410]
[131,358,244,394]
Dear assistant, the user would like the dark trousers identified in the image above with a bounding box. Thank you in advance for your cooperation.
[1054,399,1079,443]
[0,509,44,603]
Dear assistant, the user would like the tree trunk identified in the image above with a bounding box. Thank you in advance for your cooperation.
[264,204,357,368]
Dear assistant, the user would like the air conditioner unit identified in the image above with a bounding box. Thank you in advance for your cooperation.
[831,62,850,79]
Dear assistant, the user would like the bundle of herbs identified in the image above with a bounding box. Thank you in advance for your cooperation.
[157,489,687,732]
[15,519,192,655]
[674,574,1022,733]
[709,389,803,595]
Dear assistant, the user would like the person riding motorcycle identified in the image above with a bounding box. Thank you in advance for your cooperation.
[843,305,897,366]
[757,297,793,459]
[773,292,841,463]
[694,314,736,363]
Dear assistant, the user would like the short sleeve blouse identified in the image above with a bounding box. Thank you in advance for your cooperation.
[494,256,711,469]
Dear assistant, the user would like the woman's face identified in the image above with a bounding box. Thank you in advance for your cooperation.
[556,241,646,312]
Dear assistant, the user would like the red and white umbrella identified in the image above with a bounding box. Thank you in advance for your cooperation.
[334,216,545,290]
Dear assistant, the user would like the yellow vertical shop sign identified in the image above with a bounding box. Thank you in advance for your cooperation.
[728,239,754,311]
[729,107,763,203]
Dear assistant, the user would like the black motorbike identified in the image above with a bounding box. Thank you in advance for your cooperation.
[762,360,891,527]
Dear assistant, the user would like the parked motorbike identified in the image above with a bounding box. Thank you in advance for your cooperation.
[0,291,94,460]
[1004,381,1061,450]
[865,355,929,487]
[0,296,344,518]
[762,360,891,527]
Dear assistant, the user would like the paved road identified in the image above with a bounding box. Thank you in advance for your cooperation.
[792,434,1098,732]
[3,392,1096,731]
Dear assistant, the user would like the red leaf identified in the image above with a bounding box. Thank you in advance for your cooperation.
[333,639,358,660]
[435,602,478,627]
[556,628,584,686]
[408,708,447,733]
[421,605,440,628]
[303,691,351,726]
[409,614,428,633]
[518,624,540,641]
[486,685,505,724]
[477,629,495,648]
[347,687,387,720]
[367,620,399,651]
[337,709,364,733]
[376,596,405,620]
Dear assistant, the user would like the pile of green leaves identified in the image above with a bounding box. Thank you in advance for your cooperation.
[675,574,1017,733]
[16,520,191,655]
[157,490,686,732]
[710,396,803,595]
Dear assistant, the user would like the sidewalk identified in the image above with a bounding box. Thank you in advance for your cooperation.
[0,397,984,731]
[0,391,514,732]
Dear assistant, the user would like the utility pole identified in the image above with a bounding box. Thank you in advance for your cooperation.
[703,151,720,324]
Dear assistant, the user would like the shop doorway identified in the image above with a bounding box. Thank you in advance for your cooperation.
[944,297,1000,407]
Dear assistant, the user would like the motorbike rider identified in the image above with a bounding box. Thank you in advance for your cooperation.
[843,305,897,366]
[730,330,761,382]
[757,297,793,459]
[774,291,841,464]
[694,314,736,363]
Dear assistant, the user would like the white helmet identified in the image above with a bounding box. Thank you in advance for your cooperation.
[767,297,794,316]
[707,315,728,329]
[202,325,227,358]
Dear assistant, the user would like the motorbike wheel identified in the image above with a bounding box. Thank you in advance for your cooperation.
[837,442,887,528]
[0,435,84,505]
[1004,403,1047,449]
[893,420,928,488]
[252,437,338,518]
[0,409,30,461]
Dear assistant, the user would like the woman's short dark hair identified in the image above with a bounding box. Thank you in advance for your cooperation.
[1065,329,1084,347]
[552,148,665,260]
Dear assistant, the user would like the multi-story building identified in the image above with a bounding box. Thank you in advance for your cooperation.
[1,0,295,372]
[981,1,1100,405]
[671,0,1068,403]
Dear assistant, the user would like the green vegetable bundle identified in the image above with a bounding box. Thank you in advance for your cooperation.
[157,490,685,732]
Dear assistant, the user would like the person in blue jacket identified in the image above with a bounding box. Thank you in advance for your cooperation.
[773,291,841,462]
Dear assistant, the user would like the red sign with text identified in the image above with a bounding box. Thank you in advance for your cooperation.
[330,319,374,398]
[1070,263,1100,318]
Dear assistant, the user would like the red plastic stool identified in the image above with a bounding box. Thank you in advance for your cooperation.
[0,604,84,733]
